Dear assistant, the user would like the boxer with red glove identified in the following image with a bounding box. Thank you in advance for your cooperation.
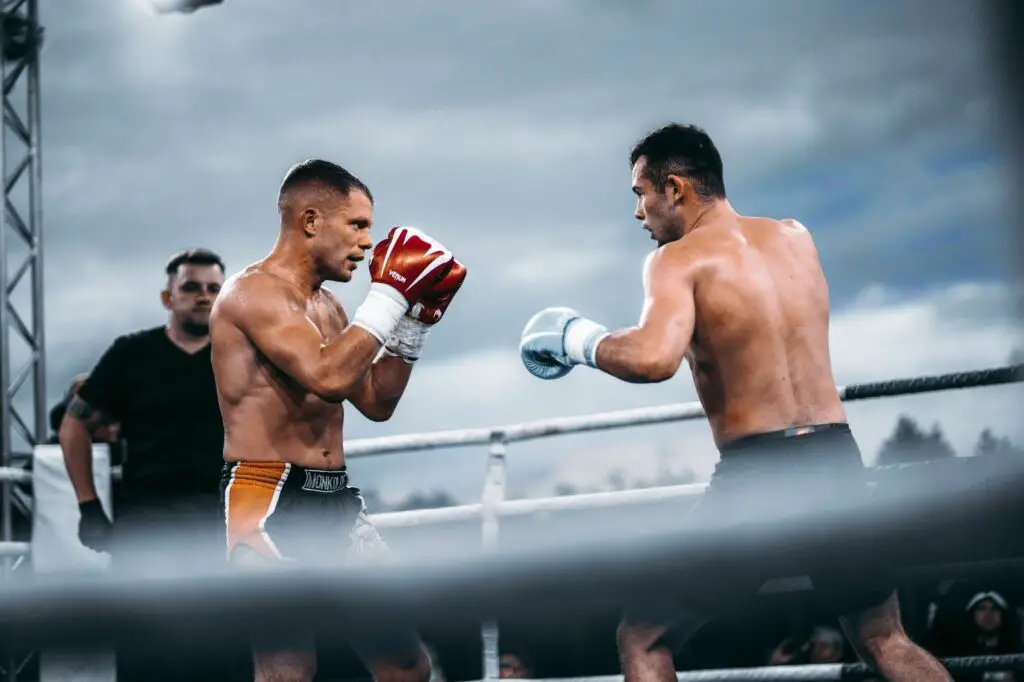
[350,225,457,345]
[384,257,467,362]
[210,163,456,682]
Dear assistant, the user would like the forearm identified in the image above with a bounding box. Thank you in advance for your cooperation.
[58,418,99,503]
[362,353,414,421]
[310,285,409,402]
[592,328,679,383]
[314,327,386,401]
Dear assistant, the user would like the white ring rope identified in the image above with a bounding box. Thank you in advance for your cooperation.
[536,654,1024,681]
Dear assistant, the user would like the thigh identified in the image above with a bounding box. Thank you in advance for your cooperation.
[342,512,426,668]
[228,545,318,679]
[799,469,897,615]
[262,488,373,566]
[619,482,765,652]
[245,499,424,673]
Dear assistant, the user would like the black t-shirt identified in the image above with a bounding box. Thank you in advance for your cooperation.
[76,326,224,507]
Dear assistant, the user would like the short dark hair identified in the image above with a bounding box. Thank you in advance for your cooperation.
[165,248,225,278]
[278,159,373,210]
[629,123,726,200]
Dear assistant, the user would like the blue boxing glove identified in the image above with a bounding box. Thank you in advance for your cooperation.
[519,306,610,380]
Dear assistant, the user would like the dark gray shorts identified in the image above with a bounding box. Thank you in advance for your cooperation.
[622,423,894,651]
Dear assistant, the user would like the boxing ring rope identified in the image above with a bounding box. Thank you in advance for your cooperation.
[4,363,1023,682]
[548,654,1024,681]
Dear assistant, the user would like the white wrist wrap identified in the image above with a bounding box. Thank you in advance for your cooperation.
[563,317,610,368]
[350,284,409,344]
[384,317,431,363]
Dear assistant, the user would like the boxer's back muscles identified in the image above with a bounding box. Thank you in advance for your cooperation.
[210,267,348,469]
[680,216,846,445]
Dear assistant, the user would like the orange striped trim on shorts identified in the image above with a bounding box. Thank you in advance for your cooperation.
[222,461,291,561]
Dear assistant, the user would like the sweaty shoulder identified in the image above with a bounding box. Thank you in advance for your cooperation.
[649,230,716,281]
[213,268,301,329]
[778,217,816,244]
[780,217,809,233]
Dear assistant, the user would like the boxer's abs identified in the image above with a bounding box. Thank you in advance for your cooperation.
[221,383,347,470]
[689,219,846,447]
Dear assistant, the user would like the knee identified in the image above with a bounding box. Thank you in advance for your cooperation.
[616,620,665,657]
[253,651,316,682]
[254,669,314,682]
[368,646,431,682]
[841,591,907,668]
[856,629,910,667]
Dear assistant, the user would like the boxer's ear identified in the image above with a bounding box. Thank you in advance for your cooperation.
[665,174,688,204]
[160,289,172,310]
[301,208,318,237]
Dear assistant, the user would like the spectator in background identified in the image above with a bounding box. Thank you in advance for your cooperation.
[955,592,1019,682]
[57,248,230,682]
[768,625,849,666]
[499,647,535,679]
[807,626,847,664]
[968,593,1018,651]
[929,589,1020,682]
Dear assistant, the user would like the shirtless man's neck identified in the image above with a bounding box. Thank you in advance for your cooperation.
[681,198,738,238]
[262,232,324,295]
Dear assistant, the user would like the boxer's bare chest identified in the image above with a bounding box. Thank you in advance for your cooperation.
[304,293,346,341]
[279,295,347,423]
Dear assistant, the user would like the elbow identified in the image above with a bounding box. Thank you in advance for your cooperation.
[632,354,681,384]
[309,373,357,404]
[312,386,350,404]
[362,408,394,423]
[361,398,399,423]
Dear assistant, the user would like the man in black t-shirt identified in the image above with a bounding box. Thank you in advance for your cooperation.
[59,248,226,568]
[59,249,231,681]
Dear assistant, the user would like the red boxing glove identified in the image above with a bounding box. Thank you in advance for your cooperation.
[369,226,454,305]
[351,226,454,344]
[385,258,467,362]
[410,259,467,325]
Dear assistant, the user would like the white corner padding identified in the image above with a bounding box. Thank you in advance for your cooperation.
[32,443,116,682]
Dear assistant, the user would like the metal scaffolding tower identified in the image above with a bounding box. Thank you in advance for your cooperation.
[0,0,42,615]
[0,0,43,675]
[0,0,45,513]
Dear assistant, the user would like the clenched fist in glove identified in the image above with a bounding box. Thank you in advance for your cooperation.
[385,258,467,362]
[519,307,610,380]
[78,498,113,553]
[350,226,456,344]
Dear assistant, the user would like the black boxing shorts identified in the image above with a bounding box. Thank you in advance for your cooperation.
[622,423,895,651]
[220,461,420,661]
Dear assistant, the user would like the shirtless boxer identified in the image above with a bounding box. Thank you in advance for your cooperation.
[519,124,952,682]
[209,159,466,682]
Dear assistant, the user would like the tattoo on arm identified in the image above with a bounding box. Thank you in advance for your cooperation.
[66,396,94,420]
[65,395,107,429]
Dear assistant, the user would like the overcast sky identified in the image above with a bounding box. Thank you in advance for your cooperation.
[11,0,1022,507]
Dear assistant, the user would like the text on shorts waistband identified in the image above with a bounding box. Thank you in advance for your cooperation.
[298,467,349,494]
[223,461,350,494]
